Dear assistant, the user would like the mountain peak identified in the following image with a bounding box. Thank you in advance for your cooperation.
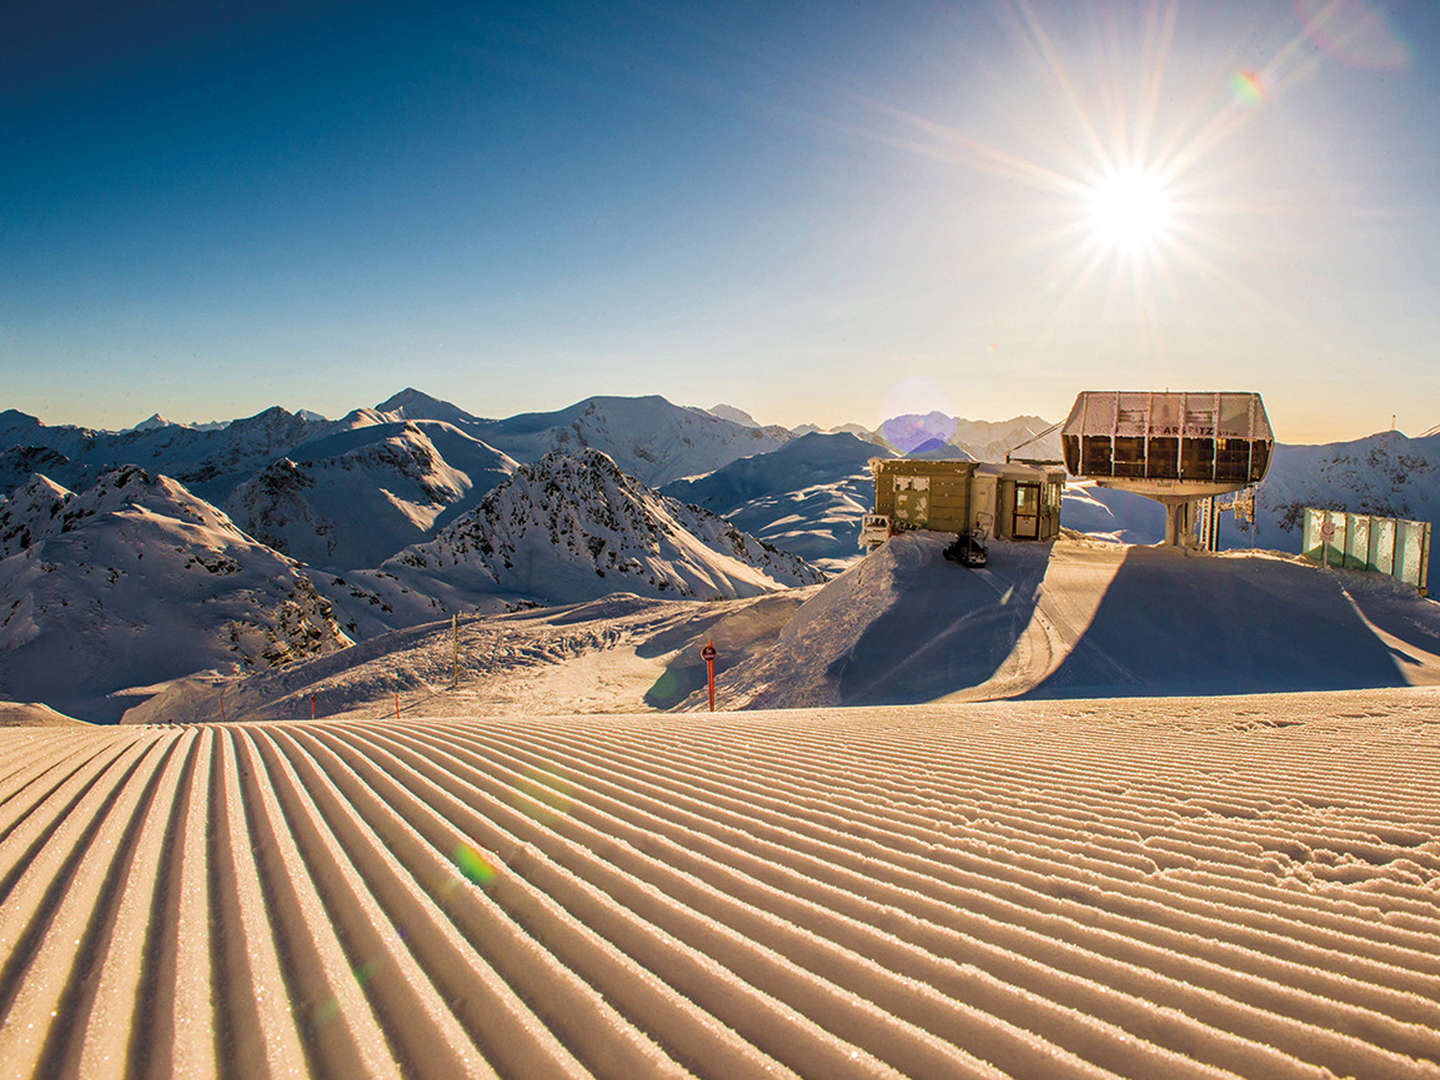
[0,409,43,430]
[395,447,824,603]
[708,403,761,428]
[376,388,479,425]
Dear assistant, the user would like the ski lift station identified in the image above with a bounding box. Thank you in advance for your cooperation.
[1061,390,1274,546]
[864,459,1065,548]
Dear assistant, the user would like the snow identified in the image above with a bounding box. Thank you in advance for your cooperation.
[224,420,516,569]
[472,395,792,487]
[707,403,762,428]
[661,432,893,572]
[372,448,825,608]
[5,390,1439,731]
[690,532,1440,711]
[0,466,350,721]
[375,386,489,427]
[1,695,1437,1076]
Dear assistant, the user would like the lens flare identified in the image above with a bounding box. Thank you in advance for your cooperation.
[1230,69,1266,106]
[454,842,497,885]
[1293,0,1408,71]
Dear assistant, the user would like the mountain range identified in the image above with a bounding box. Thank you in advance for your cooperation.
[3,387,1435,719]
[0,467,351,720]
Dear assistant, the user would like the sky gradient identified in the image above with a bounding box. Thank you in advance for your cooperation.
[3,0,1438,442]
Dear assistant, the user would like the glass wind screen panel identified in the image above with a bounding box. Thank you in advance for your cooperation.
[1116,392,1150,435]
[1396,520,1424,586]
[1302,508,1323,560]
[1150,394,1182,437]
[1325,510,1347,566]
[1345,514,1370,570]
[1083,393,1117,434]
[1371,517,1395,574]
[1217,394,1253,438]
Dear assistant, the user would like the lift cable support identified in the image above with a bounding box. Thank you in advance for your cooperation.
[1004,421,1064,465]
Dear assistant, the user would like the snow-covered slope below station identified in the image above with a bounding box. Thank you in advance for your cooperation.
[693,532,1440,710]
[0,468,351,720]
[138,529,1440,726]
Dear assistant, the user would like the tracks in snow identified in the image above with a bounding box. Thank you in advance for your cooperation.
[1,698,1438,1078]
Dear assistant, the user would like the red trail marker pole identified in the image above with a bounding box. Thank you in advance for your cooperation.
[310,693,316,720]
[394,692,400,720]
[218,692,226,723]
[701,639,717,712]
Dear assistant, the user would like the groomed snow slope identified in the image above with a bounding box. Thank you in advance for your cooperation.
[2,696,1438,1078]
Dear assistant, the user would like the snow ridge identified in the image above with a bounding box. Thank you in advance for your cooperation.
[473,395,792,487]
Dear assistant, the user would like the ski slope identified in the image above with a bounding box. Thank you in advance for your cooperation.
[2,696,1438,1078]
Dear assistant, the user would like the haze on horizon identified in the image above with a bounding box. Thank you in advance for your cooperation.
[3,0,1438,444]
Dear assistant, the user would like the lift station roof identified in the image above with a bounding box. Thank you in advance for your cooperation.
[1061,391,1273,497]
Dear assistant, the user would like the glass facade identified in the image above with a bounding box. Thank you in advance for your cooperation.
[1061,391,1272,484]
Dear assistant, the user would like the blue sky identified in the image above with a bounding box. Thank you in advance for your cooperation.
[3,0,1438,441]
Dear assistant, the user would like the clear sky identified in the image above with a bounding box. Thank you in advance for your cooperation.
[3,0,1438,442]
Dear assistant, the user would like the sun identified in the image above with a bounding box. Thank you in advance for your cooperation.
[1088,168,1173,251]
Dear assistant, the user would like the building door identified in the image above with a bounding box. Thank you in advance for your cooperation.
[1013,482,1040,539]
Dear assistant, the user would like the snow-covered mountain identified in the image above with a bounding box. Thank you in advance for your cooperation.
[131,413,172,432]
[876,411,963,453]
[0,467,351,720]
[129,412,229,433]
[662,432,894,571]
[224,420,517,569]
[470,395,792,486]
[872,411,1061,461]
[375,387,487,427]
[0,445,72,497]
[908,439,976,460]
[375,448,825,609]
[707,403,762,428]
[686,531,1440,710]
[0,405,335,502]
